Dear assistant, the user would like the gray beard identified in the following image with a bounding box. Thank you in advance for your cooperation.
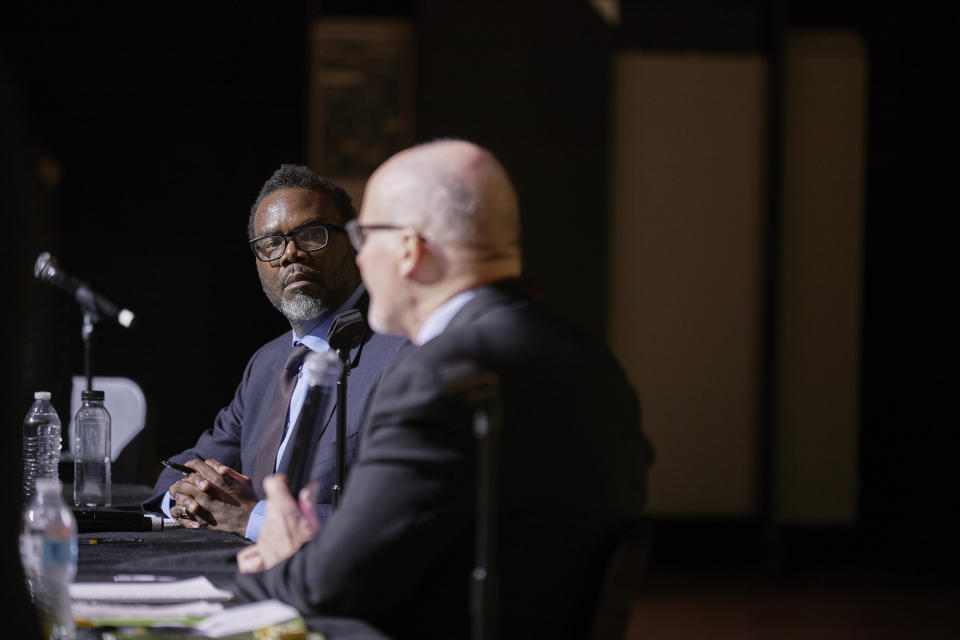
[276,291,329,322]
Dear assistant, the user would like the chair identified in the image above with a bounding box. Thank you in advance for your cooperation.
[68,376,147,461]
[588,518,655,640]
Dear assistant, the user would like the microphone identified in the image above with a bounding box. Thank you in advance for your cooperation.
[34,252,136,328]
[326,308,367,358]
[283,349,343,495]
[325,308,368,507]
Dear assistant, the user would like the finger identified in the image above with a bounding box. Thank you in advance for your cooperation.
[237,545,264,574]
[181,495,217,526]
[262,474,297,509]
[185,460,227,493]
[204,458,230,475]
[204,459,251,489]
[170,479,192,497]
[297,481,321,531]
[172,477,206,499]
[178,517,202,528]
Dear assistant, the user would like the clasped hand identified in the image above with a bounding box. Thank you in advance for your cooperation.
[168,458,259,536]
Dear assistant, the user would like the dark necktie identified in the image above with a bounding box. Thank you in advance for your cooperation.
[253,343,310,496]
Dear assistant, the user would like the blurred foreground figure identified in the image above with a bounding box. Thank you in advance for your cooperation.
[237,140,653,639]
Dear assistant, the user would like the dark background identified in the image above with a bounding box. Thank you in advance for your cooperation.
[1,1,956,636]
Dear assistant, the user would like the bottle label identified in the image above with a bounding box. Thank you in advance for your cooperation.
[42,538,77,567]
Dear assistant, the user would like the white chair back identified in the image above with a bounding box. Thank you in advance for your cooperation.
[69,376,147,461]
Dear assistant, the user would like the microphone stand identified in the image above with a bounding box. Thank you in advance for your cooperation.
[33,252,136,392]
[441,362,501,640]
[326,310,367,509]
[331,353,349,508]
[76,288,101,392]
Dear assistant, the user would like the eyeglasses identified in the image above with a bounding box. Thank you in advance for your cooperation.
[345,219,413,252]
[249,223,346,262]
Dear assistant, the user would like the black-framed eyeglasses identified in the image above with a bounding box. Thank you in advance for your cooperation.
[249,223,346,262]
[345,219,413,252]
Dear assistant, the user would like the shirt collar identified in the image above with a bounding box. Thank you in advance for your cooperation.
[416,289,477,345]
[292,283,366,352]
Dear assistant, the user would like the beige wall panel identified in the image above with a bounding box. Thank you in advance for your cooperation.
[776,31,866,525]
[609,53,768,516]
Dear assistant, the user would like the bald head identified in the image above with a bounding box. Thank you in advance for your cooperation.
[357,140,524,340]
[366,139,522,266]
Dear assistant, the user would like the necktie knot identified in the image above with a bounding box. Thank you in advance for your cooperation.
[284,343,311,373]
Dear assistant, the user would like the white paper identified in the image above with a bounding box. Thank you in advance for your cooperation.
[70,576,234,602]
[72,599,225,622]
[194,599,301,638]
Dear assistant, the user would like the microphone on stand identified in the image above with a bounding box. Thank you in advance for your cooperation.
[325,309,367,508]
[440,360,501,640]
[34,252,136,328]
[327,310,366,357]
[282,349,343,496]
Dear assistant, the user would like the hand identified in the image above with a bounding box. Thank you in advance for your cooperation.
[237,474,320,573]
[168,458,260,535]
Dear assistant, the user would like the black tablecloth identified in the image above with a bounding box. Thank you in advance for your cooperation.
[65,482,155,508]
[76,527,249,588]
[74,516,392,638]
[62,468,393,632]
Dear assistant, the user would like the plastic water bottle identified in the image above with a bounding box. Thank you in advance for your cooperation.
[20,477,78,640]
[73,389,111,507]
[23,391,63,500]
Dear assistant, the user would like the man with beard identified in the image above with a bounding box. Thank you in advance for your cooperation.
[143,165,409,540]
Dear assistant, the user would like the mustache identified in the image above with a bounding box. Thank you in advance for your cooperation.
[282,264,322,285]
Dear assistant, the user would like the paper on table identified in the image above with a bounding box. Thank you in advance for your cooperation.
[72,599,224,623]
[194,599,302,638]
[70,576,234,602]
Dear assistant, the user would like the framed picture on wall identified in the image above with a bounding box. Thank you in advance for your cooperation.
[308,18,416,204]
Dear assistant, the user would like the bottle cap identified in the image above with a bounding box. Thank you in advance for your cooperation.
[81,390,105,401]
[34,391,52,400]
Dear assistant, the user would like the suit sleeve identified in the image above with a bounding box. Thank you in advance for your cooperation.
[235,360,474,619]
[142,345,267,513]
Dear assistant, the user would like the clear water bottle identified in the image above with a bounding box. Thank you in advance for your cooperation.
[23,391,63,500]
[73,389,111,507]
[20,477,78,640]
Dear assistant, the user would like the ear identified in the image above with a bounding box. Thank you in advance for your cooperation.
[396,229,424,278]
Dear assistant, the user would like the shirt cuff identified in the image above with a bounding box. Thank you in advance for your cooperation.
[244,500,267,541]
[160,495,173,518]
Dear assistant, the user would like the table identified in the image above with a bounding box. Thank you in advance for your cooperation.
[71,487,392,638]
[76,528,248,588]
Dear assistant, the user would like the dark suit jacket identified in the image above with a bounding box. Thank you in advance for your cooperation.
[144,303,410,517]
[236,282,654,639]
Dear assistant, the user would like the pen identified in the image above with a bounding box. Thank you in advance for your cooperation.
[161,458,193,474]
[79,537,145,545]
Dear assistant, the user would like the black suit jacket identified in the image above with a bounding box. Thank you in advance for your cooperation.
[144,298,410,518]
[236,282,653,638]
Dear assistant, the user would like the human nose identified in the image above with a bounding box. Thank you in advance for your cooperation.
[278,234,308,266]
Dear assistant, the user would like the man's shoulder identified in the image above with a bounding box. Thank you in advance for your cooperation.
[356,331,413,377]
[362,330,411,354]
[243,330,295,371]
[253,330,295,355]
[410,286,621,380]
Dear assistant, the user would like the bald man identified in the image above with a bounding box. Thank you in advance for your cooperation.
[235,140,653,639]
